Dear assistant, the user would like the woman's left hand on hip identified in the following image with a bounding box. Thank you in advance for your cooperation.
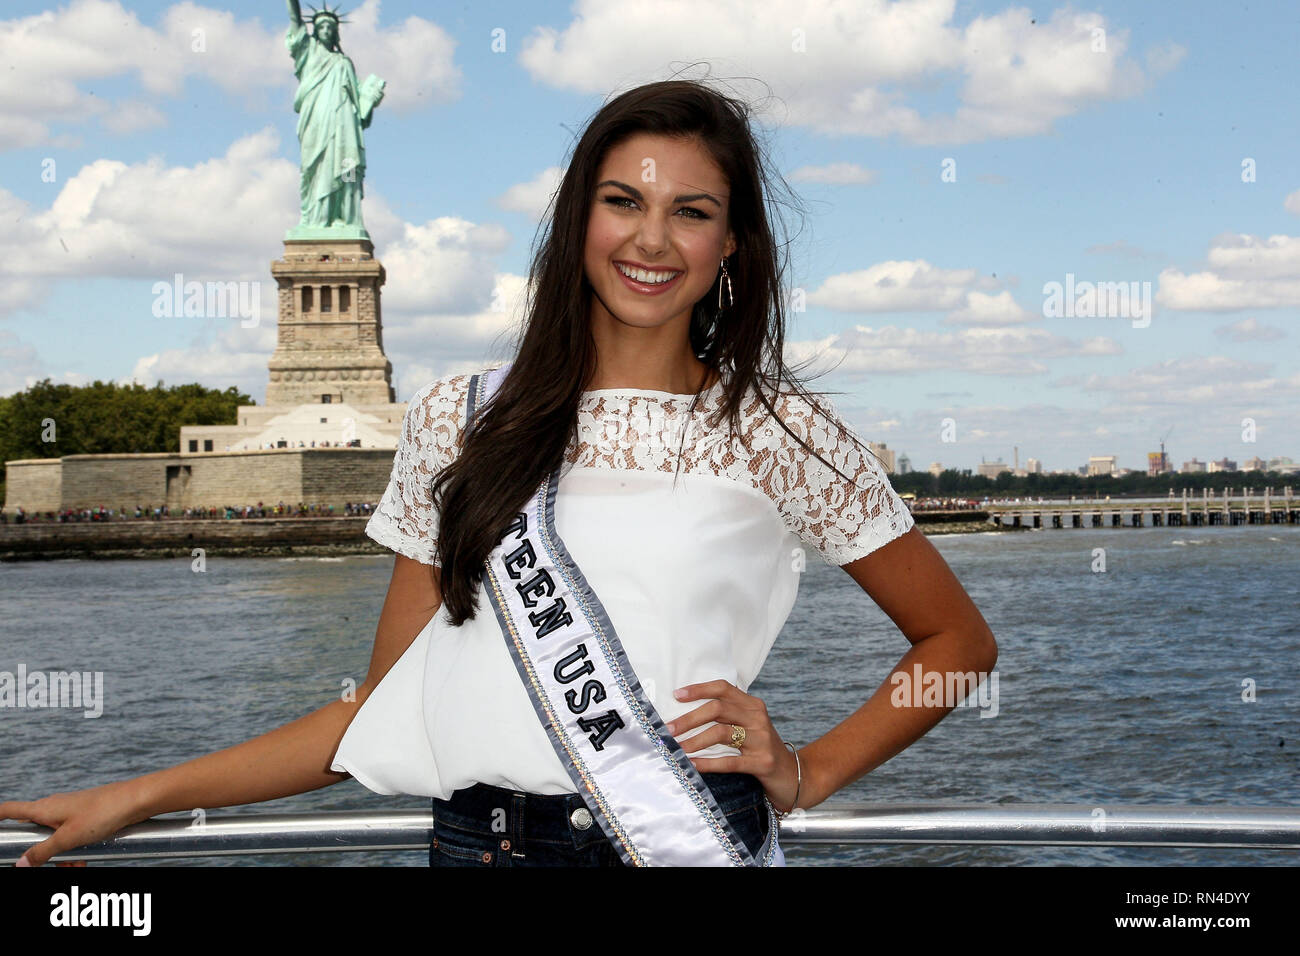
[667,679,800,813]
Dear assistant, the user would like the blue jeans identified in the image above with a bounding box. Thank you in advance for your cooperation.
[430,772,771,867]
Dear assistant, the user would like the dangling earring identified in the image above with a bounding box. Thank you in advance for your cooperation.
[717,258,734,311]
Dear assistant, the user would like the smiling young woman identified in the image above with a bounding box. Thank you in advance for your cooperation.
[330,78,998,867]
[2,78,996,869]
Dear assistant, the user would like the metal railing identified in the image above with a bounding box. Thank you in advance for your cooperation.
[3,803,1298,862]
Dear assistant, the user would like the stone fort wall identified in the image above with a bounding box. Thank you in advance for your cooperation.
[4,459,62,512]
[4,448,396,513]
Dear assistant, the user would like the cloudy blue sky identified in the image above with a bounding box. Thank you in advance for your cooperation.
[1,0,1295,473]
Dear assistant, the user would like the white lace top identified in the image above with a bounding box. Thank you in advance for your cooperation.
[330,367,915,798]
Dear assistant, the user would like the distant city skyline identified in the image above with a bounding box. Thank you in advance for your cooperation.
[1,0,1296,472]
[900,450,1297,477]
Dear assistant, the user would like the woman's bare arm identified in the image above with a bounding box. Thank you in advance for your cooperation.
[2,553,441,866]
[798,526,999,807]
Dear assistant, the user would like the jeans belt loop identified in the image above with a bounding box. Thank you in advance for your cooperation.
[510,791,526,858]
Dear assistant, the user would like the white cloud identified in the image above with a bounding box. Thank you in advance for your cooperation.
[1157,232,1300,311]
[378,217,513,314]
[1152,194,1300,311]
[0,115,71,151]
[123,261,529,400]
[2,125,524,400]
[873,362,1295,471]
[1066,355,1294,410]
[0,0,277,147]
[4,128,510,319]
[386,272,529,349]
[518,0,1174,144]
[804,259,1047,326]
[788,163,878,185]
[943,290,1036,326]
[808,259,980,312]
[321,0,461,111]
[1213,317,1286,343]
[0,128,298,298]
[127,322,276,394]
[496,166,563,220]
[851,393,1289,475]
[0,0,460,151]
[1200,233,1300,280]
[785,323,1121,378]
[121,263,528,403]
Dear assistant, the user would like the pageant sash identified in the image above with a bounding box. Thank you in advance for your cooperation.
[467,364,782,867]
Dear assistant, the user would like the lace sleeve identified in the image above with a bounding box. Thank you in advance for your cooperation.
[365,372,474,566]
[766,390,914,566]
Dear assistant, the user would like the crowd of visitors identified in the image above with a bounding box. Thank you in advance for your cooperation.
[3,502,378,523]
[907,497,985,512]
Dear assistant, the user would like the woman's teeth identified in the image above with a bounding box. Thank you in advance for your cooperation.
[616,263,681,284]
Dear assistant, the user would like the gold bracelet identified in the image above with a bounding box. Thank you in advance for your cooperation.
[773,740,802,819]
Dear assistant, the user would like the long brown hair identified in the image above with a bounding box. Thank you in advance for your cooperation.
[432,78,885,625]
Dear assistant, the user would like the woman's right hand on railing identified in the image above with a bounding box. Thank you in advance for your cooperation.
[1,780,149,867]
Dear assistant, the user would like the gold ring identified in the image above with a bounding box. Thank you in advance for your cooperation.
[730,724,747,749]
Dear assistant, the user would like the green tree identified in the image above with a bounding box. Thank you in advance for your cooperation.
[0,379,254,462]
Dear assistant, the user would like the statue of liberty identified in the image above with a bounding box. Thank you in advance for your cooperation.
[284,1,385,239]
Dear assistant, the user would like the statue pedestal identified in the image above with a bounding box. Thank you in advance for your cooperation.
[267,237,395,407]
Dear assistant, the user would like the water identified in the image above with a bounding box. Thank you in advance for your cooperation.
[2,527,1297,866]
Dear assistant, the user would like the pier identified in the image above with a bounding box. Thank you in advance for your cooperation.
[987,487,1299,528]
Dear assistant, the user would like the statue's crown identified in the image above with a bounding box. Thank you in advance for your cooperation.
[308,3,348,25]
